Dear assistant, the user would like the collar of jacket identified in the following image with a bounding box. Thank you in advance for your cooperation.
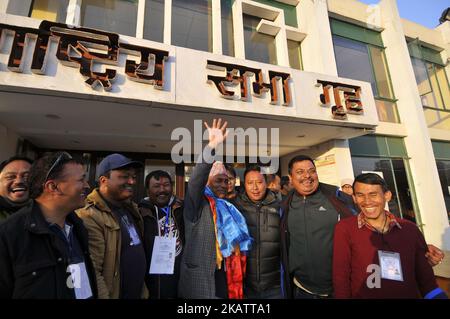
[280,183,338,217]
[86,188,139,215]
[239,189,278,206]
[138,196,183,218]
[0,195,32,214]
[24,200,86,239]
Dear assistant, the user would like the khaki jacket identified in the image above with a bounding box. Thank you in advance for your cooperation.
[76,189,148,299]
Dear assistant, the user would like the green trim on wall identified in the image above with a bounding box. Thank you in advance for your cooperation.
[408,39,445,66]
[432,140,450,160]
[330,19,383,47]
[253,0,298,27]
[349,135,407,158]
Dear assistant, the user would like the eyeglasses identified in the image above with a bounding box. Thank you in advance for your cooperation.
[44,152,73,182]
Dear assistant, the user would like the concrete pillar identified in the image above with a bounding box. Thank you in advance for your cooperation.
[212,0,222,55]
[232,0,245,59]
[0,0,10,14]
[298,0,338,75]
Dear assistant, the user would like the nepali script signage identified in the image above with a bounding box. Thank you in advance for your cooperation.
[0,21,365,120]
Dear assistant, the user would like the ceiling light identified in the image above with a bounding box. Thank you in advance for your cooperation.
[45,114,61,120]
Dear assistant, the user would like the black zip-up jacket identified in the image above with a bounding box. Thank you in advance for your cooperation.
[0,201,98,299]
[280,183,353,298]
[138,196,184,299]
[233,190,281,294]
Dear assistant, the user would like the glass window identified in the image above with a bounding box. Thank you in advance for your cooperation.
[351,157,415,221]
[375,100,399,123]
[411,57,432,95]
[30,0,69,22]
[333,35,399,123]
[426,63,445,109]
[435,65,450,109]
[411,57,439,108]
[423,108,450,130]
[436,160,450,221]
[243,14,277,65]
[390,159,416,223]
[221,0,234,57]
[80,0,138,36]
[333,35,377,95]
[287,39,302,70]
[171,0,212,52]
[143,0,164,42]
[369,46,394,99]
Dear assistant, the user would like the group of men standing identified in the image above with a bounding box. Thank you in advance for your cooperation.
[0,118,447,299]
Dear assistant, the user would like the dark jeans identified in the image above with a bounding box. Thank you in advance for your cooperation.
[245,287,283,299]
[293,286,332,299]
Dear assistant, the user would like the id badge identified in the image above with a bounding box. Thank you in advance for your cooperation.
[122,215,141,246]
[378,250,404,282]
[67,262,93,299]
[149,236,176,275]
[127,224,141,246]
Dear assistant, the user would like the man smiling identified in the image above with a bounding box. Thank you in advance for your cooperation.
[77,153,147,299]
[139,170,184,299]
[0,156,33,222]
[280,156,443,299]
[333,173,447,299]
[0,152,97,299]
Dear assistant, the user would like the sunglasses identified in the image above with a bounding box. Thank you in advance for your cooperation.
[44,152,73,182]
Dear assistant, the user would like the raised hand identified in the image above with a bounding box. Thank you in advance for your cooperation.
[205,118,229,149]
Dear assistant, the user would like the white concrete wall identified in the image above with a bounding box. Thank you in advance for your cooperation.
[379,0,450,250]
[436,21,450,96]
[0,0,9,14]
[0,13,379,129]
[402,18,445,49]
[298,0,337,75]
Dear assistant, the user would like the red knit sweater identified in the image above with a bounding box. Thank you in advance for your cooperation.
[333,215,438,298]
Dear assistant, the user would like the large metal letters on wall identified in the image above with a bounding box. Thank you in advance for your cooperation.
[0,21,365,120]
[0,21,169,91]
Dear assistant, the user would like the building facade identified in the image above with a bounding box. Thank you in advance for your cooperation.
[0,0,449,269]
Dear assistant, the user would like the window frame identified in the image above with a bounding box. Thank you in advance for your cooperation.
[332,34,400,123]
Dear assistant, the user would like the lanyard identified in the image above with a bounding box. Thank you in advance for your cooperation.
[155,205,171,237]
[49,222,76,263]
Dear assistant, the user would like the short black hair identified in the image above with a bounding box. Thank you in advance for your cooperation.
[280,175,290,187]
[288,155,315,175]
[266,174,279,185]
[28,152,83,199]
[243,165,268,182]
[145,170,173,189]
[0,156,33,173]
[353,173,389,193]
[224,164,236,178]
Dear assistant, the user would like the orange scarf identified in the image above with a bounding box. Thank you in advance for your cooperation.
[206,196,247,299]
